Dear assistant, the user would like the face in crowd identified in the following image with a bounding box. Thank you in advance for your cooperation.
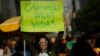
[39,37,48,50]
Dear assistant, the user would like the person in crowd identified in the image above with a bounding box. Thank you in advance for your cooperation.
[10,40,17,55]
[94,35,100,56]
[34,35,56,56]
[3,39,12,56]
[0,41,4,56]
[70,31,97,56]
[15,39,31,56]
[66,37,75,51]
[66,36,75,56]
[50,37,57,54]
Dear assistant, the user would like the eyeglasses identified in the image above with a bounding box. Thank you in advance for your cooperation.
[39,41,48,45]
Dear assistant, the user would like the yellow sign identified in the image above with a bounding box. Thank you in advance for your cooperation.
[20,1,64,32]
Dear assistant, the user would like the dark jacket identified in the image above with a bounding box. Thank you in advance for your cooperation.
[71,40,96,56]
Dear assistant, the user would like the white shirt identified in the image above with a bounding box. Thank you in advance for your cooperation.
[39,52,49,56]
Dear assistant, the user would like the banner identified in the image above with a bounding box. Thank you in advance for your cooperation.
[20,1,64,32]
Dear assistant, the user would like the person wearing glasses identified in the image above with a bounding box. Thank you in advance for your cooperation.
[34,35,56,56]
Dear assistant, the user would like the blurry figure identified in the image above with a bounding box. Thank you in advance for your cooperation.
[94,35,100,56]
[65,36,75,56]
[0,41,4,56]
[35,35,56,56]
[59,39,66,53]
[15,40,31,56]
[59,53,66,56]
[71,31,97,56]
[10,40,17,55]
[4,39,12,56]
[50,37,57,55]
[93,48,100,56]
[59,39,67,56]
[66,37,75,51]
[50,37,56,44]
[95,35,100,48]
[31,36,36,47]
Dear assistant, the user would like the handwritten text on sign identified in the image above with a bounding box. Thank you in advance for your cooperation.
[20,1,64,32]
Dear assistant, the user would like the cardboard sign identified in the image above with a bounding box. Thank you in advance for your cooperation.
[20,1,64,32]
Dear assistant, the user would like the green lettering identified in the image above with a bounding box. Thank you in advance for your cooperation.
[32,4,41,10]
[41,21,46,27]
[45,21,50,26]
[25,3,32,12]
[34,14,40,19]
[31,21,39,28]
[40,14,46,19]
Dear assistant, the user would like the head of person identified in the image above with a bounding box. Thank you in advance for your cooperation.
[82,31,97,47]
[36,35,50,52]
[82,31,97,40]
[5,39,11,47]
[50,37,56,44]
[10,40,16,48]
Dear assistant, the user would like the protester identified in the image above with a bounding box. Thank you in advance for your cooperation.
[50,37,57,55]
[0,41,4,56]
[10,40,17,55]
[70,31,97,56]
[3,39,12,56]
[66,37,75,51]
[35,35,56,56]
[15,39,31,56]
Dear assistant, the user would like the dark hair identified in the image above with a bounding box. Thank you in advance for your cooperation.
[82,31,97,40]
[34,35,51,52]
[0,42,4,49]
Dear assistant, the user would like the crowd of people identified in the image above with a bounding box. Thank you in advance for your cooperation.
[0,31,100,56]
